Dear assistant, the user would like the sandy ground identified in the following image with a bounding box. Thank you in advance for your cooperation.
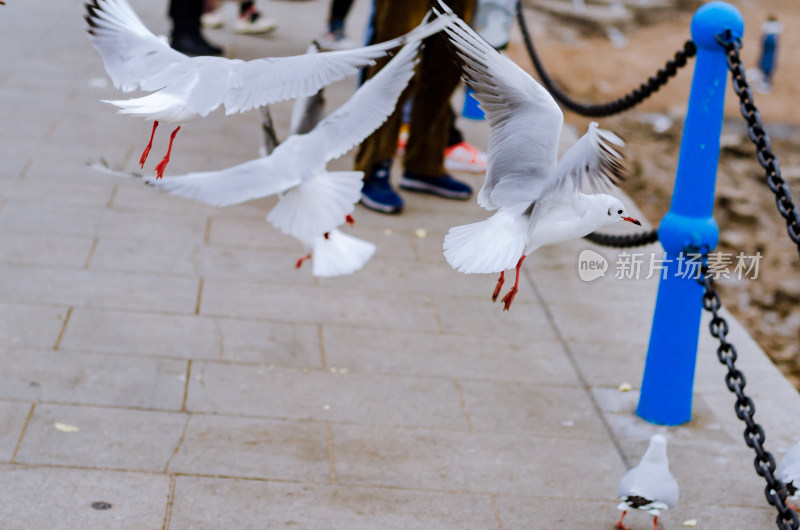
[507,0,800,386]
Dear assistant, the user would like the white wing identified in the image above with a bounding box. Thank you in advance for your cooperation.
[436,1,564,211]
[297,37,422,168]
[87,0,452,119]
[618,462,679,510]
[85,0,189,93]
[543,122,624,198]
[144,156,299,207]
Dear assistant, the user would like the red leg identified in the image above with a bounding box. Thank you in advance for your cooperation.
[345,214,355,226]
[501,255,526,311]
[652,515,658,530]
[154,125,181,179]
[614,510,629,530]
[295,253,312,269]
[139,121,159,168]
[491,271,505,302]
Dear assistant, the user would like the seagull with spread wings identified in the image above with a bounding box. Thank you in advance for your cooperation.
[436,1,641,310]
[142,36,425,275]
[84,0,451,178]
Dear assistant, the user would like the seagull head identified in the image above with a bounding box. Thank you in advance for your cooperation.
[601,196,641,226]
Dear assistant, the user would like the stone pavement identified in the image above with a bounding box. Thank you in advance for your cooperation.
[1,0,799,528]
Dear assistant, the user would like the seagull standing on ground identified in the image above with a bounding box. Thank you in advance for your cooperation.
[84,0,449,178]
[616,434,679,530]
[143,36,430,276]
[435,2,641,310]
[777,440,800,510]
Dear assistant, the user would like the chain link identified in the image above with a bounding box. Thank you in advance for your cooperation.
[583,228,659,248]
[515,3,696,117]
[722,38,800,259]
[698,261,799,529]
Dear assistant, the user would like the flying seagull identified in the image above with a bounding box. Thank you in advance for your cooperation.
[84,0,452,177]
[143,36,426,274]
[435,1,641,310]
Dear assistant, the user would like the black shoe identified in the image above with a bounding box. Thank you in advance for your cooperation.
[171,33,223,56]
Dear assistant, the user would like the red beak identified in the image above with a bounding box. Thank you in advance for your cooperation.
[622,216,641,226]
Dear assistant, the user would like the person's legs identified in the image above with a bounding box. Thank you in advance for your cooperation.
[354,1,427,175]
[169,0,223,55]
[235,0,278,34]
[399,0,475,197]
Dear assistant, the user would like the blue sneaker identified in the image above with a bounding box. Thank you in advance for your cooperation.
[399,171,473,200]
[360,160,404,214]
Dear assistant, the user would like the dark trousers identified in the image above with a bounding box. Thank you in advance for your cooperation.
[329,0,354,30]
[354,0,476,177]
[169,0,203,36]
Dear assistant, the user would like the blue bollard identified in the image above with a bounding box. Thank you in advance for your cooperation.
[462,85,486,120]
[636,2,744,426]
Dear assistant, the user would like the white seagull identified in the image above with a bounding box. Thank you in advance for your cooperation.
[777,440,800,510]
[435,2,640,310]
[143,37,425,275]
[616,434,679,530]
[84,0,451,178]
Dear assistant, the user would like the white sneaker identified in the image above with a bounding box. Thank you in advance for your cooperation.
[201,9,224,29]
[234,12,277,35]
[316,31,357,51]
[444,141,487,173]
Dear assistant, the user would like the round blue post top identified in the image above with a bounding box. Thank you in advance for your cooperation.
[691,1,744,49]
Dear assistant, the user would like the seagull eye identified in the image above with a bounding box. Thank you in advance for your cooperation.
[617,209,623,215]
[607,208,612,216]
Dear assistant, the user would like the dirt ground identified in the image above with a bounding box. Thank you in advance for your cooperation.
[507,1,800,387]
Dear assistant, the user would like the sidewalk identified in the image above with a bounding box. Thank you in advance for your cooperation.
[1,0,798,528]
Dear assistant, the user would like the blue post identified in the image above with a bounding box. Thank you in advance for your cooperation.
[636,2,744,426]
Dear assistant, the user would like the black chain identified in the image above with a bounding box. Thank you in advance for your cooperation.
[583,228,659,248]
[721,37,800,260]
[515,3,696,117]
[698,261,799,529]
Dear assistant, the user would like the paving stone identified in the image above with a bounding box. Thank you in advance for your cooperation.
[16,404,186,472]
[0,464,170,530]
[459,380,609,438]
[433,294,559,342]
[201,279,441,332]
[0,401,32,462]
[215,318,322,366]
[61,308,322,366]
[0,178,115,208]
[206,213,303,251]
[321,256,503,298]
[0,303,67,349]
[0,349,186,410]
[90,236,198,277]
[0,265,199,313]
[169,477,499,530]
[0,232,94,268]
[0,202,105,237]
[331,423,625,497]
[187,362,468,429]
[61,308,221,360]
[322,325,579,384]
[168,414,330,481]
[195,245,318,285]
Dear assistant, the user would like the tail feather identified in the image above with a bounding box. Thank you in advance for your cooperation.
[267,170,363,241]
[443,209,527,274]
[103,91,187,121]
[311,229,376,277]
